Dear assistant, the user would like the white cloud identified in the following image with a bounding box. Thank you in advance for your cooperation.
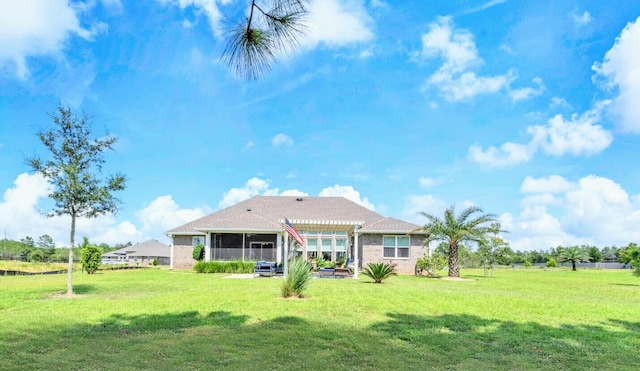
[418,177,439,188]
[167,0,375,49]
[370,0,387,9]
[0,0,99,78]
[217,177,309,209]
[509,77,545,101]
[550,96,572,109]
[272,133,294,146]
[417,16,516,101]
[506,175,640,250]
[571,11,592,26]
[242,141,254,151]
[520,175,574,194]
[318,184,375,210]
[469,102,612,168]
[158,0,225,37]
[593,16,640,133]
[219,177,275,209]
[136,195,209,236]
[281,189,309,197]
[528,102,613,156]
[468,141,534,168]
[0,173,147,246]
[463,0,507,14]
[401,194,448,225]
[306,0,374,48]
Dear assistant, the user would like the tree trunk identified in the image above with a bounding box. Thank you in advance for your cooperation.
[572,261,576,271]
[448,243,459,277]
[66,214,76,297]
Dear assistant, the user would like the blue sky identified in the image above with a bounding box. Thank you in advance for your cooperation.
[1,0,639,250]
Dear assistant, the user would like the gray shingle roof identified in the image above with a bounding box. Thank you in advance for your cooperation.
[166,196,423,235]
[103,239,170,258]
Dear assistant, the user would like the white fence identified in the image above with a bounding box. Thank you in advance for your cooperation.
[524,262,628,269]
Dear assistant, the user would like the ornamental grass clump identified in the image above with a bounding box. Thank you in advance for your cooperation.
[362,262,396,283]
[281,258,312,298]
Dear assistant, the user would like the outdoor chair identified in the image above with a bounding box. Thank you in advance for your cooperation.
[317,258,353,278]
[253,261,277,277]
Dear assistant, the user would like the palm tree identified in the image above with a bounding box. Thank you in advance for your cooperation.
[221,0,309,80]
[418,206,502,278]
[558,246,590,271]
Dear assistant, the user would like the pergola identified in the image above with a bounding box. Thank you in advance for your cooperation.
[280,219,364,279]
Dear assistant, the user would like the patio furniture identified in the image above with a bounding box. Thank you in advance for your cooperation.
[317,258,353,278]
[254,261,277,277]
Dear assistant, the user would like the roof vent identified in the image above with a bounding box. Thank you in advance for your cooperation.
[296,197,303,201]
[246,208,252,212]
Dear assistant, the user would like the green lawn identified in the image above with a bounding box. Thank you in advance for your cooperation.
[1,268,638,370]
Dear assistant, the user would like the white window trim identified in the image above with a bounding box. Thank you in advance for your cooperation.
[192,236,205,246]
[383,235,410,259]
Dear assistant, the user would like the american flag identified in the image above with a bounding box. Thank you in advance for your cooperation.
[284,218,304,246]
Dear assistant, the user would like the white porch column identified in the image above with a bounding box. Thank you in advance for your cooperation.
[283,230,289,277]
[169,235,174,270]
[276,233,283,264]
[242,233,246,262]
[353,226,359,279]
[204,233,211,262]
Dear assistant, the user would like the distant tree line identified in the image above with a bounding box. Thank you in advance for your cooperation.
[431,242,639,269]
[0,236,133,263]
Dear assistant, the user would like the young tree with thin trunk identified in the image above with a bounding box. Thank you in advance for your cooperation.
[417,206,503,278]
[221,0,309,80]
[25,105,126,297]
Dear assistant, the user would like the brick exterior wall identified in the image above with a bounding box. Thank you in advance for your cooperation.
[360,234,426,274]
[172,235,198,270]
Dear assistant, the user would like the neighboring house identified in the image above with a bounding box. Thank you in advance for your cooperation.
[101,239,171,266]
[166,196,426,274]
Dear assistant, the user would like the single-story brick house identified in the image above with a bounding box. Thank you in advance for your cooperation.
[166,196,427,275]
[101,239,171,266]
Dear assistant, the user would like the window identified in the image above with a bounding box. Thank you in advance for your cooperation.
[306,238,318,259]
[383,236,410,259]
[192,236,205,246]
[321,239,332,260]
[335,238,347,260]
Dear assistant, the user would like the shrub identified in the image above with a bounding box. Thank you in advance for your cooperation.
[194,261,256,274]
[362,262,396,283]
[192,243,204,261]
[416,254,447,275]
[152,259,158,266]
[524,260,532,268]
[80,242,102,274]
[281,258,312,298]
[546,258,557,268]
[315,255,327,269]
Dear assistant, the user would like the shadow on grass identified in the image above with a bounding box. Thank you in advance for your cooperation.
[608,319,640,332]
[72,284,98,295]
[2,311,639,370]
[612,283,640,287]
